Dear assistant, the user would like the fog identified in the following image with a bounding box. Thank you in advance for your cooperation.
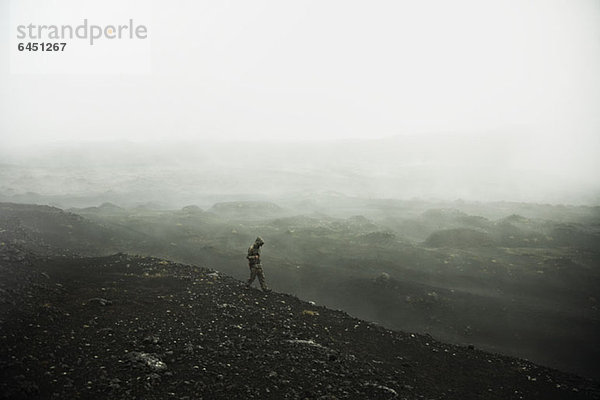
[1,0,600,205]
[0,134,599,207]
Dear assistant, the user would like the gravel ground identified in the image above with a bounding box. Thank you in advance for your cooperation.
[0,247,599,399]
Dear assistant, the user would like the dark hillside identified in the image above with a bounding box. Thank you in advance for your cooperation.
[2,202,599,381]
[1,249,598,399]
[424,228,495,248]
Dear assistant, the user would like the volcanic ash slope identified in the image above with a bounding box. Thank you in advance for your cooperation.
[0,251,598,400]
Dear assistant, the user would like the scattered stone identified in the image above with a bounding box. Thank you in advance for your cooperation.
[127,352,167,372]
[143,335,161,345]
[87,298,112,306]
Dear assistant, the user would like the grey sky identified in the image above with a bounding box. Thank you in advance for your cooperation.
[0,0,599,203]
[1,0,599,141]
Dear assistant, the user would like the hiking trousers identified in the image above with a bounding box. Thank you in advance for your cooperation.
[247,264,268,290]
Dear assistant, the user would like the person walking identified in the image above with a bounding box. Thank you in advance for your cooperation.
[245,236,269,291]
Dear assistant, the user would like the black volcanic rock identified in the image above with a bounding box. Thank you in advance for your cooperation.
[0,248,598,399]
[180,205,203,214]
[424,228,495,248]
[74,202,126,214]
[0,202,120,256]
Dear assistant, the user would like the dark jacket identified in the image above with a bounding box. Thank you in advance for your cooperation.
[246,244,261,265]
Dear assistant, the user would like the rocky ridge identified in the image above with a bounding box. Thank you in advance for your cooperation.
[1,247,599,399]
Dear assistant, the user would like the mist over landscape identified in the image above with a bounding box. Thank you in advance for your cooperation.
[1,132,599,208]
[1,0,600,398]
[1,139,599,382]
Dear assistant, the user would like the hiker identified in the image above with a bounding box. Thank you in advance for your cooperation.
[246,236,269,291]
